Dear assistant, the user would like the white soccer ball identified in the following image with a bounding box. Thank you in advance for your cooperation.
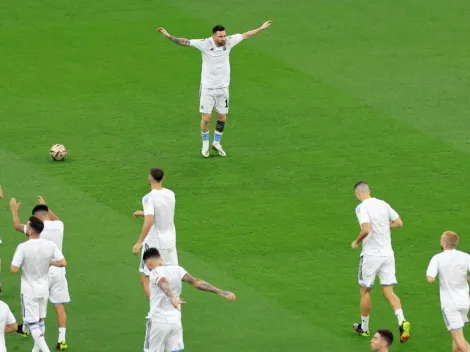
[50,144,67,161]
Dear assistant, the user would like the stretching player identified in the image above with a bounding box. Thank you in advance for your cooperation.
[10,197,70,350]
[133,168,178,300]
[370,329,394,352]
[142,248,235,352]
[157,21,272,158]
[351,181,410,342]
[426,231,470,352]
[10,214,66,352]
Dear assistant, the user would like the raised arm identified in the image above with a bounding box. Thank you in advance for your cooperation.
[241,21,272,40]
[182,273,236,302]
[9,198,25,232]
[157,27,190,46]
[38,196,59,220]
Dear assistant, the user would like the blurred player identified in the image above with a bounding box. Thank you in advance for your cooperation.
[351,181,410,342]
[10,214,66,352]
[10,197,70,350]
[0,185,3,199]
[0,185,3,294]
[370,329,394,352]
[426,231,470,352]
[142,248,235,352]
[133,168,178,300]
[156,21,272,158]
[0,300,18,352]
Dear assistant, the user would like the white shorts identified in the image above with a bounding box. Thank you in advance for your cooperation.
[139,245,179,276]
[21,293,48,324]
[358,255,397,288]
[144,319,184,352]
[442,307,469,331]
[48,271,71,304]
[199,87,229,114]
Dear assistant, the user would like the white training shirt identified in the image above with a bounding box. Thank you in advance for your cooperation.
[189,34,243,89]
[0,300,16,352]
[426,249,470,310]
[11,238,64,298]
[143,189,176,249]
[149,265,187,323]
[355,197,400,257]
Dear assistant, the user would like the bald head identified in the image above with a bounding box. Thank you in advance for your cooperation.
[441,231,459,249]
[354,181,371,201]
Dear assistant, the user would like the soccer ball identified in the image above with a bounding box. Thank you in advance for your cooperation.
[50,144,67,161]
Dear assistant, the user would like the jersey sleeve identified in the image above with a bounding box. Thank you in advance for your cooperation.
[153,267,165,285]
[6,305,16,324]
[227,34,243,48]
[178,266,188,281]
[426,255,439,278]
[356,205,370,225]
[189,38,209,51]
[52,243,65,261]
[143,194,155,216]
[11,244,24,268]
[23,225,27,234]
[388,204,400,221]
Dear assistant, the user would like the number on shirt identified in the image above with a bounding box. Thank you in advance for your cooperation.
[225,99,229,108]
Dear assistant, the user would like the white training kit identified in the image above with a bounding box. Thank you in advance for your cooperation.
[0,300,16,352]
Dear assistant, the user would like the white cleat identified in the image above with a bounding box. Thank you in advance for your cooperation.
[201,146,210,158]
[212,143,226,157]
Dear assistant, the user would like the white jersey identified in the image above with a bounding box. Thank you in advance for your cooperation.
[0,300,16,352]
[189,34,243,89]
[11,238,64,298]
[426,249,470,310]
[143,188,176,249]
[149,266,187,323]
[355,197,399,257]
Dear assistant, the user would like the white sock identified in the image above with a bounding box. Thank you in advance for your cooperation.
[361,315,370,331]
[58,328,66,343]
[395,309,405,325]
[30,323,50,352]
[201,132,209,148]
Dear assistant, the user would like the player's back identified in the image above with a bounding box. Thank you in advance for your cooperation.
[41,220,64,252]
[149,265,187,323]
[432,250,470,310]
[0,300,15,351]
[149,188,176,248]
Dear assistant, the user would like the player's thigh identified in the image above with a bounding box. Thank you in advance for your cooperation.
[358,256,380,288]
[165,322,184,352]
[199,88,215,114]
[442,308,467,331]
[378,256,397,286]
[161,247,179,266]
[49,274,71,304]
[21,294,40,324]
[214,87,229,115]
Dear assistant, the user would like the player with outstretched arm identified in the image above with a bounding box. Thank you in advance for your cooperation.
[156,21,272,158]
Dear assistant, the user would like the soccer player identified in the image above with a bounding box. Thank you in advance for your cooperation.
[133,168,178,300]
[10,215,66,352]
[10,197,71,350]
[0,300,18,352]
[142,248,235,352]
[351,181,411,343]
[370,329,394,352]
[0,185,3,294]
[156,21,272,158]
[426,231,470,352]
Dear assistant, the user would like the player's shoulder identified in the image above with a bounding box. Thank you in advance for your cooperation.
[0,300,9,313]
[142,192,152,202]
[44,220,64,230]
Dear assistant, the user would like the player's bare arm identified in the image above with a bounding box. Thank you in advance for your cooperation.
[9,198,25,232]
[50,258,67,267]
[183,273,236,302]
[10,264,20,273]
[157,27,190,46]
[133,215,153,255]
[5,321,18,333]
[133,210,144,218]
[390,217,403,229]
[241,20,272,40]
[158,277,186,309]
[38,196,60,220]
[0,185,3,199]
[427,275,436,284]
[351,222,371,249]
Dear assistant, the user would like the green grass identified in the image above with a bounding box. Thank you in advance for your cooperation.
[1,0,470,350]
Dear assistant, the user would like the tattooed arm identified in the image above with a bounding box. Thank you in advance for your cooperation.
[157,27,190,46]
[182,273,236,302]
[157,277,186,309]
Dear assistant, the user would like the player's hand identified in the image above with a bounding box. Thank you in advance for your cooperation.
[260,21,272,30]
[133,210,144,218]
[220,291,236,302]
[351,240,359,249]
[9,198,21,210]
[170,297,186,310]
[157,27,169,37]
[0,185,3,199]
[133,241,142,255]
[38,196,46,205]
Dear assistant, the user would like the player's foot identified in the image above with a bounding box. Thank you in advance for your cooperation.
[201,146,209,158]
[212,143,226,157]
[56,341,68,350]
[399,320,411,343]
[16,324,29,337]
[353,323,370,337]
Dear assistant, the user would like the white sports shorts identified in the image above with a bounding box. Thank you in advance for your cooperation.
[442,307,469,331]
[199,87,229,115]
[21,293,48,324]
[143,319,184,352]
[358,255,397,288]
[139,245,179,276]
[48,271,71,304]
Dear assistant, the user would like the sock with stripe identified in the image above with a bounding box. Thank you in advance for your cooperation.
[201,131,209,148]
[213,120,225,145]
[31,322,50,352]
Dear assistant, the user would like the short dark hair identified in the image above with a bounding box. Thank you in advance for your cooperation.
[142,247,160,261]
[28,216,44,234]
[32,204,49,215]
[149,168,164,183]
[354,180,368,190]
[212,25,225,34]
[376,329,394,346]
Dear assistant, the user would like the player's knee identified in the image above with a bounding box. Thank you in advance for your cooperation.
[216,113,226,122]
[201,114,211,123]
